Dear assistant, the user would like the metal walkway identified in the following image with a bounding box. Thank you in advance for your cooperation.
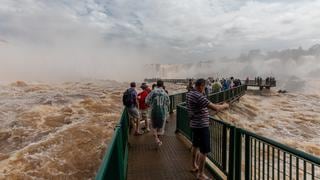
[127,113,212,180]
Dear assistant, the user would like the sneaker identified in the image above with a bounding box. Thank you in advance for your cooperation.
[155,138,162,147]
[146,128,151,132]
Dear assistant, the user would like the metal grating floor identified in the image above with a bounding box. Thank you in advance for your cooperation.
[127,113,213,180]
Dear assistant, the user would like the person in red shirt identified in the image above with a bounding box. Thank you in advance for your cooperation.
[138,83,150,132]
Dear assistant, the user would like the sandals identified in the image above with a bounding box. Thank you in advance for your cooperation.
[155,138,162,147]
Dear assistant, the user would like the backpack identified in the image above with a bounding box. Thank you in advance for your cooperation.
[122,89,135,107]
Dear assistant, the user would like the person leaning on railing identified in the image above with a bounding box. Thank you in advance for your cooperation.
[186,78,229,180]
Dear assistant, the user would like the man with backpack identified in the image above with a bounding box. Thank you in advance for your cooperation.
[138,83,151,132]
[146,80,170,147]
[123,82,142,136]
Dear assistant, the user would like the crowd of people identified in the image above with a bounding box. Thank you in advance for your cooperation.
[246,76,276,86]
[122,81,170,146]
[187,77,242,96]
[123,79,230,180]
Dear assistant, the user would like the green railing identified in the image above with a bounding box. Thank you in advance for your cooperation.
[170,84,247,113]
[176,104,320,180]
[169,92,187,113]
[95,91,187,179]
[208,85,246,104]
[96,108,130,180]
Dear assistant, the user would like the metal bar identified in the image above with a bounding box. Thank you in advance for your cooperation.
[258,141,261,180]
[262,143,265,180]
[290,154,292,180]
[234,129,242,180]
[251,138,253,180]
[222,126,227,171]
[218,124,221,166]
[303,161,306,180]
[283,152,286,180]
[254,139,257,180]
[214,122,217,164]
[228,126,235,180]
[220,124,223,165]
[278,149,280,180]
[267,145,270,180]
[272,147,275,180]
[296,158,299,180]
[311,164,314,180]
[245,135,251,180]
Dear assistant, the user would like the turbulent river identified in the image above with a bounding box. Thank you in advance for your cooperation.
[218,88,320,157]
[0,80,319,179]
[0,80,126,179]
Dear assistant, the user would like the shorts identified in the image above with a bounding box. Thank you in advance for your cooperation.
[139,109,148,120]
[192,127,211,154]
[127,107,139,119]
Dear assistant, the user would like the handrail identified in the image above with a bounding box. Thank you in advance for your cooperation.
[239,128,320,165]
[95,109,129,180]
[176,100,320,180]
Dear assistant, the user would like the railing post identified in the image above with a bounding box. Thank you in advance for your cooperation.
[228,126,235,180]
[170,96,174,113]
[235,129,242,180]
[175,105,180,133]
[222,126,227,171]
[228,127,242,180]
[245,134,251,180]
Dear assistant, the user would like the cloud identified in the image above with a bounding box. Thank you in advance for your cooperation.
[0,0,319,81]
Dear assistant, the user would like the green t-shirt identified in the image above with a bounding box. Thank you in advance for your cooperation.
[212,82,222,93]
[146,87,170,120]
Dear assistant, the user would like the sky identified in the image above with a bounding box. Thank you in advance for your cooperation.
[0,0,320,81]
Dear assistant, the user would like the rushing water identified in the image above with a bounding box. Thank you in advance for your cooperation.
[217,88,320,157]
[0,80,318,179]
[0,80,127,179]
[0,80,185,179]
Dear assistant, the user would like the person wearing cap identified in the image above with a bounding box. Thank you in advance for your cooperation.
[146,80,170,147]
[187,78,229,180]
[138,83,151,132]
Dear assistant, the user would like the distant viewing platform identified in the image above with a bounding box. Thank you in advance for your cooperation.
[144,77,277,90]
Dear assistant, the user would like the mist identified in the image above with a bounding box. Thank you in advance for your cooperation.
[145,44,320,91]
[1,0,320,82]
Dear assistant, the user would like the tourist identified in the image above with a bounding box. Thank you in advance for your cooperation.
[138,83,151,133]
[186,79,229,180]
[205,80,212,96]
[187,79,194,92]
[152,83,156,90]
[123,82,142,136]
[230,77,235,88]
[212,80,222,93]
[222,79,229,90]
[146,80,170,147]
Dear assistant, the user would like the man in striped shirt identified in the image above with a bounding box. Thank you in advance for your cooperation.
[187,78,229,180]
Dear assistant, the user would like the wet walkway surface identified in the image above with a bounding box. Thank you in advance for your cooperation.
[127,113,212,180]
